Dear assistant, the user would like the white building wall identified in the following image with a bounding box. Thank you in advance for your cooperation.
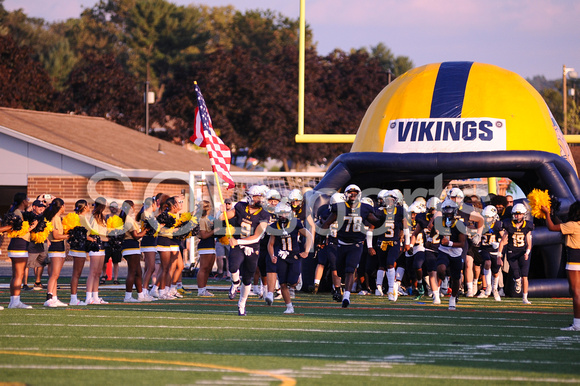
[0,132,100,185]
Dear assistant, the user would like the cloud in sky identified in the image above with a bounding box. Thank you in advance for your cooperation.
[4,0,580,79]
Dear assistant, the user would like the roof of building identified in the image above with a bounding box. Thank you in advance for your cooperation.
[0,107,238,176]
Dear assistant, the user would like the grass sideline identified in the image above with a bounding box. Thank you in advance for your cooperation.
[1,286,579,385]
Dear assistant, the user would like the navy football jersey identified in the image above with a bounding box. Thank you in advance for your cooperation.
[268,218,304,259]
[412,212,430,247]
[232,202,270,246]
[480,220,503,252]
[375,205,405,243]
[502,218,534,252]
[317,204,338,244]
[331,201,374,243]
[434,216,464,257]
[260,211,278,249]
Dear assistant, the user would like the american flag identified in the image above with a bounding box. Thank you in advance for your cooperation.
[190,83,235,189]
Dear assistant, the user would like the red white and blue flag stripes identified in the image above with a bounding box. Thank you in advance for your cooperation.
[190,82,235,189]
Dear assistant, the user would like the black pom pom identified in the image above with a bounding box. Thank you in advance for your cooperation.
[2,212,23,231]
[157,211,176,228]
[69,226,88,251]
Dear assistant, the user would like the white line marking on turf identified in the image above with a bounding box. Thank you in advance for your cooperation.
[0,364,223,372]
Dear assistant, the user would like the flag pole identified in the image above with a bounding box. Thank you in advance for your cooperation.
[210,151,233,239]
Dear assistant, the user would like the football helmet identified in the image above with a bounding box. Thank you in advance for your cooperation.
[512,203,527,224]
[441,199,458,226]
[361,197,374,207]
[426,197,441,212]
[266,189,281,202]
[246,185,265,207]
[448,187,464,202]
[288,189,303,210]
[377,189,389,207]
[413,197,427,213]
[275,202,293,225]
[344,184,361,205]
[392,189,405,206]
[382,190,398,210]
[408,202,423,214]
[330,192,345,205]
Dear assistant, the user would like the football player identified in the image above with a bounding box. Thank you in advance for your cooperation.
[321,184,382,308]
[368,190,408,301]
[405,202,427,299]
[434,199,467,310]
[477,205,505,301]
[258,189,281,302]
[498,203,534,304]
[267,202,313,313]
[221,185,270,316]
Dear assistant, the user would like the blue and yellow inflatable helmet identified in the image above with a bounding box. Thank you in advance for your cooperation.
[352,61,576,172]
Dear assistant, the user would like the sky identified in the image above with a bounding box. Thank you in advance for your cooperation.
[4,0,580,80]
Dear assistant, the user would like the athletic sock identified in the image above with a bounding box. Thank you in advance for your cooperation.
[231,271,240,283]
[574,318,580,327]
[198,287,206,295]
[70,294,78,303]
[376,269,385,287]
[387,268,395,291]
[314,279,320,285]
[395,267,405,281]
[466,281,473,293]
[10,295,18,306]
[238,284,251,309]
[343,290,351,300]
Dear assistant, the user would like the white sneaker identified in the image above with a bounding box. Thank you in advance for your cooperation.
[522,298,532,305]
[375,287,384,296]
[493,289,501,301]
[498,288,506,297]
[9,301,33,309]
[53,298,68,307]
[274,292,283,300]
[140,294,156,302]
[433,297,441,305]
[265,293,274,306]
[448,296,457,310]
[561,324,580,331]
[476,291,489,298]
[149,288,159,298]
[466,288,474,298]
[170,289,183,298]
[44,299,58,308]
[387,290,395,301]
[284,306,295,314]
[124,297,139,303]
[198,289,215,297]
[90,297,108,304]
[289,288,296,299]
[358,290,369,296]
[69,299,87,306]
[159,293,176,300]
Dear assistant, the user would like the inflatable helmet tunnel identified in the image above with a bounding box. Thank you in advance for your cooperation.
[314,61,579,296]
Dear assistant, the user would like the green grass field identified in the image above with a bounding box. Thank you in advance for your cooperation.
[1,284,580,385]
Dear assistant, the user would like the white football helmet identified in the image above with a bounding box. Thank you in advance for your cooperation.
[361,197,374,207]
[482,205,499,225]
[413,197,427,213]
[330,192,345,205]
[377,189,389,208]
[392,189,404,206]
[266,189,281,201]
[441,199,458,225]
[344,184,361,205]
[246,185,265,207]
[408,202,423,214]
[512,203,527,223]
[448,187,464,201]
[275,202,293,225]
[426,197,441,212]
[288,189,303,210]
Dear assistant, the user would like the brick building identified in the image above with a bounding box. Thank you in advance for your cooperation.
[0,107,230,256]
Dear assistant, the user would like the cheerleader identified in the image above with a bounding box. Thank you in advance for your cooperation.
[139,196,159,297]
[5,193,37,309]
[69,200,91,306]
[156,196,181,300]
[119,200,152,302]
[43,198,70,308]
[85,197,109,305]
[197,200,216,297]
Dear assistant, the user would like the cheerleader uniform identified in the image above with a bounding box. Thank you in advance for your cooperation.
[157,213,179,253]
[48,215,66,258]
[7,209,29,259]
[122,216,141,257]
[198,216,216,255]
[88,216,108,257]
[69,214,90,258]
[140,211,158,253]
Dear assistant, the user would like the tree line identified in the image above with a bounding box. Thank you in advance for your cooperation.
[0,0,415,169]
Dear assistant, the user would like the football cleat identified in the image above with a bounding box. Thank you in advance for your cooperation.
[342,298,350,308]
[309,283,319,294]
[522,298,532,305]
[375,286,384,296]
[284,306,295,314]
[228,282,240,300]
[237,306,246,316]
[448,296,457,310]
[561,324,580,331]
[265,293,274,306]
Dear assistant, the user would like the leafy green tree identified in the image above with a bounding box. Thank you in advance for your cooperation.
[0,35,56,110]
[64,53,142,128]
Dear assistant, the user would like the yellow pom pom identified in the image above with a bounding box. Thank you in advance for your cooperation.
[175,212,192,227]
[30,220,52,244]
[7,221,30,238]
[62,212,81,234]
[106,215,124,230]
[527,189,551,219]
[218,225,235,245]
